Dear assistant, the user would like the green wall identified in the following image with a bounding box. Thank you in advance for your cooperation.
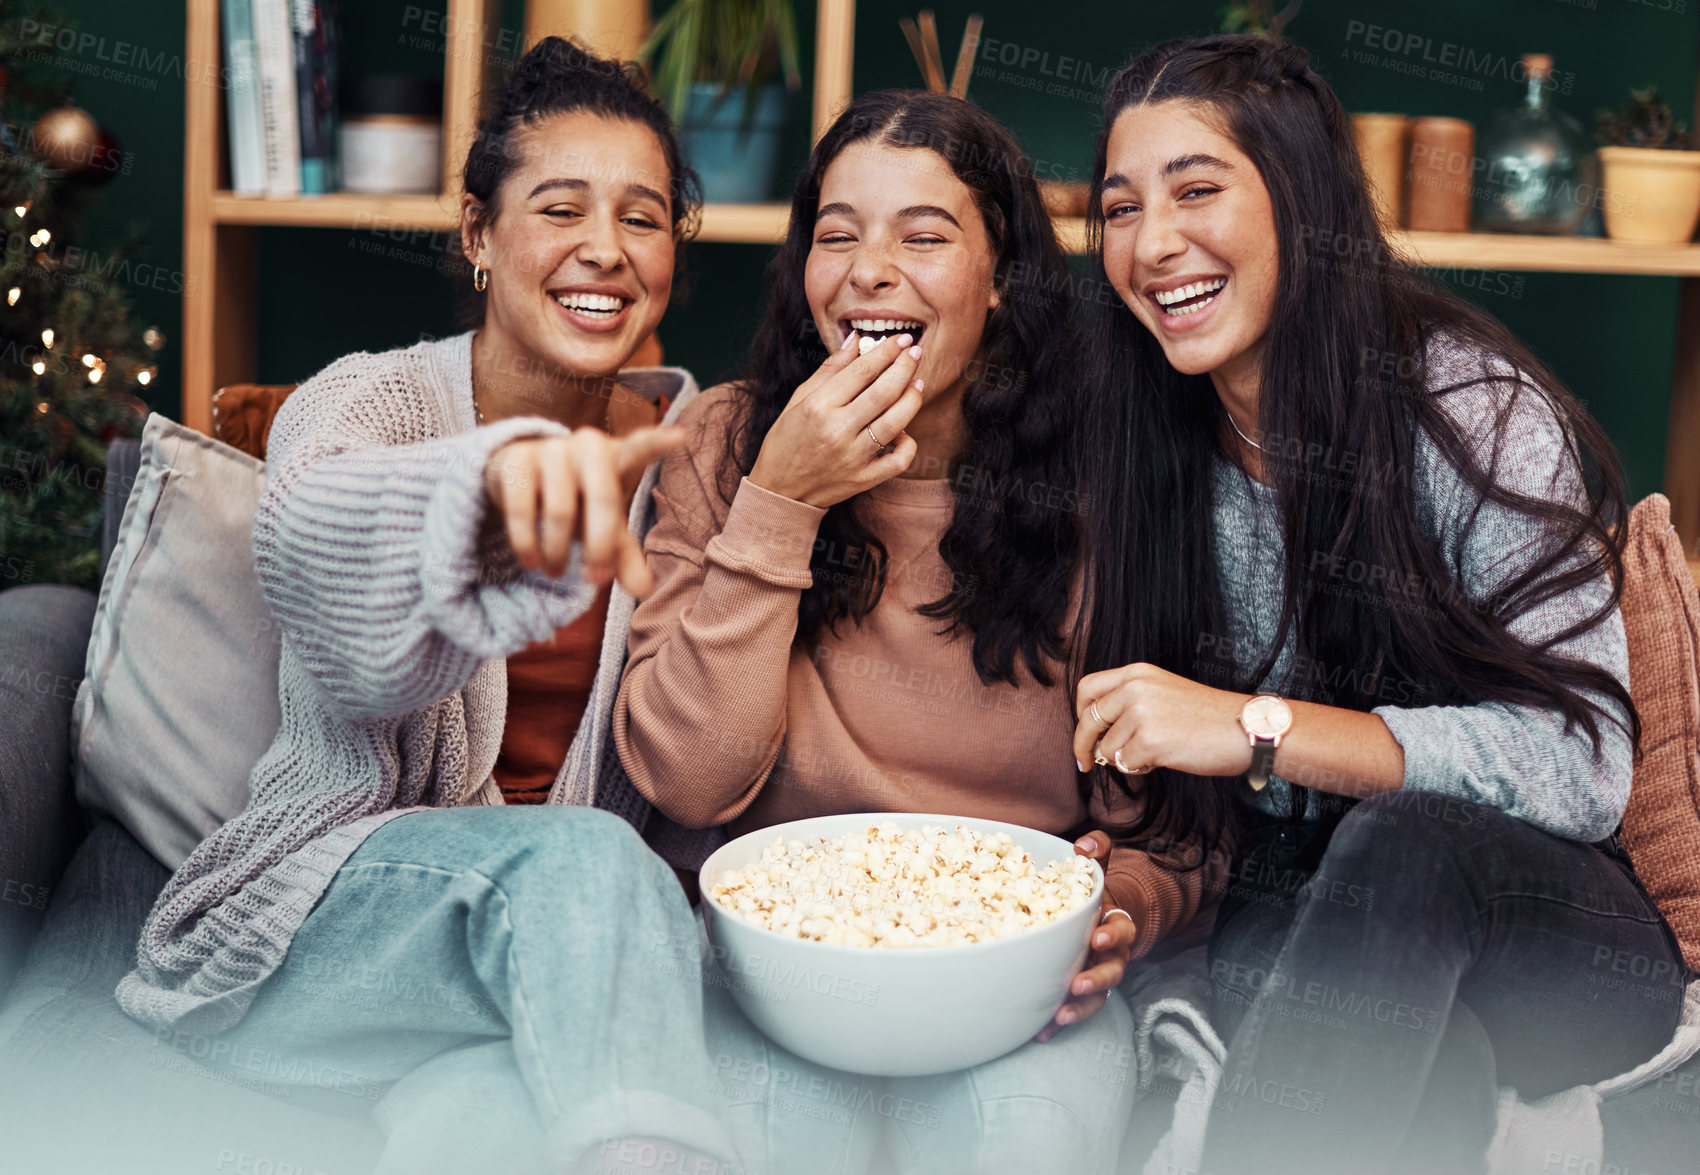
[54,0,1698,497]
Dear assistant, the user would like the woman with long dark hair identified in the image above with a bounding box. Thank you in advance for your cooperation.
[1069,34,1686,1175]
[614,91,1200,1172]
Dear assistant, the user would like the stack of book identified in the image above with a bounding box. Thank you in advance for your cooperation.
[222,0,339,196]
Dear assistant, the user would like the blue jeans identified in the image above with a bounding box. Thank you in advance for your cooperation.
[355,913,1139,1175]
[696,912,1137,1175]
[201,806,738,1174]
[1200,792,1686,1175]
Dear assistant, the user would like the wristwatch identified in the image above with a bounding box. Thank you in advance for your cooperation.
[1237,694,1293,792]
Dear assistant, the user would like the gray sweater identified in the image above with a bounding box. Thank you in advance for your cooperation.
[1215,333,1630,841]
[116,332,692,1032]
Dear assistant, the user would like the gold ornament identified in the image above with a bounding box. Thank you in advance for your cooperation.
[30,106,103,173]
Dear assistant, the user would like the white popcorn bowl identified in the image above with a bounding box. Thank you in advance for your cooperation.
[698,811,1105,1077]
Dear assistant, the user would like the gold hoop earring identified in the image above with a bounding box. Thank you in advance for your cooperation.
[473,266,488,292]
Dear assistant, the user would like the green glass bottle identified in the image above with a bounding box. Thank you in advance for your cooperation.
[1474,54,1598,235]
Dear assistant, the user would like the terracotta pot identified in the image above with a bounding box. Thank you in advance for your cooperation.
[1352,113,1409,229]
[525,0,649,58]
[1598,146,1700,244]
[1405,117,1475,234]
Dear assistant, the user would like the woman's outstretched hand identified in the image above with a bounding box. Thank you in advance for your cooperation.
[485,425,686,598]
[1037,830,1136,1043]
[747,332,925,508]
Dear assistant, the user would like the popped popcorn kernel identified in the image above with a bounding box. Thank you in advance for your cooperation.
[710,822,1097,948]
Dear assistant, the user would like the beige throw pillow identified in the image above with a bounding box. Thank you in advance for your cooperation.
[72,414,279,869]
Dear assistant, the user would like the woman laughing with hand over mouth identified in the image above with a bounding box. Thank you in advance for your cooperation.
[612,89,1224,1175]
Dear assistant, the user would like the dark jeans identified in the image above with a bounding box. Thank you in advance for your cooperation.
[1199,791,1686,1175]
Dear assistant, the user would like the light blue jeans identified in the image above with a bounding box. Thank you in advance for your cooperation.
[206,806,1137,1174]
[200,805,739,1175]
[694,911,1137,1175]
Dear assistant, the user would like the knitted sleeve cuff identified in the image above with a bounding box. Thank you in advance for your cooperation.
[419,416,600,656]
[1104,848,1186,961]
[703,477,826,588]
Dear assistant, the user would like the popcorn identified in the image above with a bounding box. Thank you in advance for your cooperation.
[709,822,1097,948]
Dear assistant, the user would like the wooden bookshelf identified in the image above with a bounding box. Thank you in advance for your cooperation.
[181,0,1700,549]
[182,0,499,432]
[179,0,857,433]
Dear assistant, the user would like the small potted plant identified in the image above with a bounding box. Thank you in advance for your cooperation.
[639,0,801,204]
[1219,0,1304,41]
[1595,86,1700,244]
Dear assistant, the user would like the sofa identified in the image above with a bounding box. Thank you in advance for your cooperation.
[0,438,388,1174]
[2,438,1698,1175]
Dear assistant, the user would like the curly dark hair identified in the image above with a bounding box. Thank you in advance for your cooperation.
[724,90,1083,687]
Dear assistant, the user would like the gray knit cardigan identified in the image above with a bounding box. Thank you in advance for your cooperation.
[116,331,692,1033]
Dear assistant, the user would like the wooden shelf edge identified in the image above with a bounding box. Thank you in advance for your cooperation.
[1395,230,1700,276]
[202,198,1700,277]
[1052,220,1699,269]
[210,192,461,230]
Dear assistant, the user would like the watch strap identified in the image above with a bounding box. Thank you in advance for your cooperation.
[1247,738,1276,791]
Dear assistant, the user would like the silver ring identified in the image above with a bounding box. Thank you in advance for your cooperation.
[1088,700,1108,729]
[866,425,885,454]
[1100,908,1133,926]
[1113,748,1151,775]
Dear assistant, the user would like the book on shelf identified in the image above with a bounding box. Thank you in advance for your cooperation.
[291,0,339,195]
[251,0,300,197]
[220,0,265,195]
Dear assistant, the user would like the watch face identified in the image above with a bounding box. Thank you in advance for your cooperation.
[1241,695,1293,739]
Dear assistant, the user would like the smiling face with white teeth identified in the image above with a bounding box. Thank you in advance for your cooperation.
[1100,101,1279,405]
[806,140,1000,447]
[461,111,675,419]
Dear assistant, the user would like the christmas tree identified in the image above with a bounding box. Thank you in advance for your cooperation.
[2,0,157,590]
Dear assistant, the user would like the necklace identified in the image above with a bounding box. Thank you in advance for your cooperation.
[472,381,619,431]
[1226,409,1264,453]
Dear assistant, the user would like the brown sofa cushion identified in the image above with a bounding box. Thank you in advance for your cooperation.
[1619,493,1700,972]
[207,337,667,462]
[211,383,297,461]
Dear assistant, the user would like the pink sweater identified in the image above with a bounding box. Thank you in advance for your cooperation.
[613,387,1214,955]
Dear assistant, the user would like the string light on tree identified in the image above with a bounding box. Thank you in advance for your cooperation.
[3,0,152,589]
